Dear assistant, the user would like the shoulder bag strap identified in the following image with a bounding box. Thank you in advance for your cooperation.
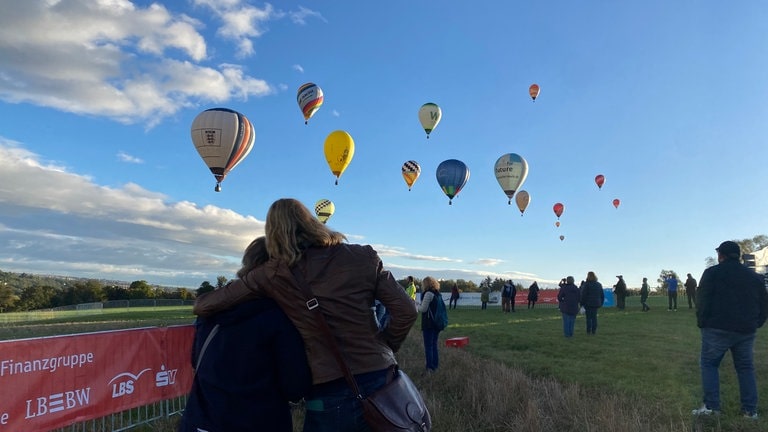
[194,323,220,374]
[290,266,363,398]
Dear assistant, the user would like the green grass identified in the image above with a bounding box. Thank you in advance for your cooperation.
[3,297,767,431]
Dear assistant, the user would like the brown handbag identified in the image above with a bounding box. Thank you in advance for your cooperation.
[290,266,431,432]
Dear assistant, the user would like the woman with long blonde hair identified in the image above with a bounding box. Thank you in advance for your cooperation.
[194,198,417,432]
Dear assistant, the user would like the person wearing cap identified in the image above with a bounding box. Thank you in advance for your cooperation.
[691,240,768,419]
[613,275,627,310]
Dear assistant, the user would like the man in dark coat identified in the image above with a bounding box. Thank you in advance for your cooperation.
[613,275,627,310]
[692,241,768,419]
[685,273,698,309]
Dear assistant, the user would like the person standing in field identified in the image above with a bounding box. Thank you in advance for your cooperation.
[501,280,514,313]
[193,198,417,432]
[640,277,651,312]
[418,276,445,373]
[405,276,417,302]
[480,282,490,310]
[685,273,698,309]
[527,281,540,309]
[180,237,311,432]
[579,271,605,335]
[692,241,768,419]
[557,276,580,338]
[613,275,627,310]
[449,282,460,310]
[665,274,679,311]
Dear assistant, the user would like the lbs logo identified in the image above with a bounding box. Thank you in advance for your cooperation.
[108,368,151,398]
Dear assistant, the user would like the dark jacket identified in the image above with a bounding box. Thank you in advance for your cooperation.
[194,243,417,384]
[180,299,311,432]
[419,289,442,330]
[697,259,768,333]
[613,278,627,295]
[580,281,605,308]
[685,276,697,293]
[527,282,540,301]
[557,283,580,315]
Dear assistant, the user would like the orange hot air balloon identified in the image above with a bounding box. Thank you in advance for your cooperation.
[559,235,565,241]
[529,84,540,101]
[553,202,564,219]
[595,174,605,190]
[613,199,621,209]
[555,221,560,228]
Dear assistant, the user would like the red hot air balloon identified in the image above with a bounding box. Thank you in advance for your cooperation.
[553,203,564,219]
[529,84,540,101]
[595,174,605,190]
[613,199,621,209]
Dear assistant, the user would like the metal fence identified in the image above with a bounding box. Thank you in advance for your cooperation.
[0,300,195,325]
[51,395,187,432]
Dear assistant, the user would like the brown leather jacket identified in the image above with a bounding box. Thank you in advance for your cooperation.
[193,243,417,384]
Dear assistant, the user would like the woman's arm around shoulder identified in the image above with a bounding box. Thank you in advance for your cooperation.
[193,271,262,317]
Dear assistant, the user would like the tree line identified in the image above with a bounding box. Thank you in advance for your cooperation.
[0,271,191,312]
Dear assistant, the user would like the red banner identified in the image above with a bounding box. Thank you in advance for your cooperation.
[515,289,559,304]
[0,325,194,431]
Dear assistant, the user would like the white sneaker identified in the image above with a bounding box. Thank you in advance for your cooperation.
[692,405,719,416]
[743,412,758,419]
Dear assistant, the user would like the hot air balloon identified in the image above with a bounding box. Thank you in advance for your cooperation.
[314,199,335,224]
[595,174,605,190]
[559,235,565,241]
[297,83,324,124]
[553,203,564,219]
[613,198,621,209]
[190,108,255,192]
[555,221,561,228]
[529,84,540,101]
[494,153,529,204]
[418,103,442,139]
[401,160,421,191]
[436,159,470,205]
[515,190,530,216]
[324,130,355,185]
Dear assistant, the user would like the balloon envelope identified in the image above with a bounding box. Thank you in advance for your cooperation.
[613,198,620,209]
[418,103,442,138]
[401,160,421,190]
[314,199,335,224]
[555,221,561,228]
[559,235,565,241]
[595,174,605,190]
[297,83,324,124]
[515,190,530,215]
[190,108,255,192]
[553,202,564,219]
[436,159,470,205]
[494,153,529,204]
[324,130,355,185]
[529,84,540,101]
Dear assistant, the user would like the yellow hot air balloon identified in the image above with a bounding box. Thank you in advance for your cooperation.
[515,190,530,216]
[324,130,355,185]
[314,199,335,224]
[401,160,421,191]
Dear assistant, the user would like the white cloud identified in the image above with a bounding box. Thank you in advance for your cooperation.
[332,110,340,117]
[0,141,264,287]
[0,0,273,125]
[117,151,144,164]
[293,64,305,73]
[473,258,504,266]
[290,6,326,25]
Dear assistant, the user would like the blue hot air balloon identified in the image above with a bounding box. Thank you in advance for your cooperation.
[436,159,470,205]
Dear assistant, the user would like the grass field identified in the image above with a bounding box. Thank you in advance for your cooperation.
[3,296,767,431]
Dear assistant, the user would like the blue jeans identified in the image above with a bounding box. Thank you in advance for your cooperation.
[584,307,598,334]
[423,329,440,370]
[699,328,758,413]
[562,313,576,337]
[303,368,390,432]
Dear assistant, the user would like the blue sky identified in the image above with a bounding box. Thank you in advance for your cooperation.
[1,0,766,289]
